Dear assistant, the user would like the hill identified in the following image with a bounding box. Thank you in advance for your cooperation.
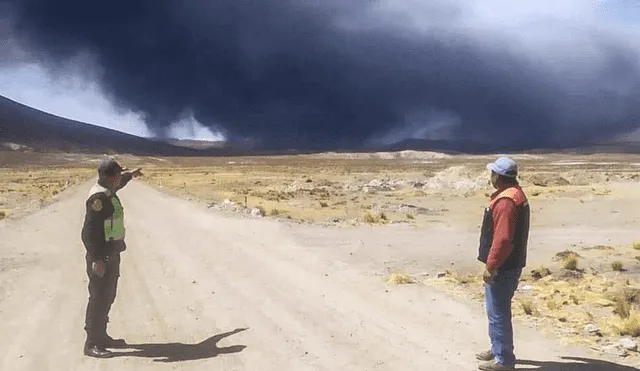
[1,93,639,156]
[0,95,197,156]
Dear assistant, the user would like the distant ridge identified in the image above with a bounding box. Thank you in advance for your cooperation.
[0,95,197,156]
[377,138,640,155]
[1,94,639,156]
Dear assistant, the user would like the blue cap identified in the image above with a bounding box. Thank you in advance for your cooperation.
[486,156,518,178]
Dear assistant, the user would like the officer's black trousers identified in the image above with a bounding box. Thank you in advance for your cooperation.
[84,252,120,347]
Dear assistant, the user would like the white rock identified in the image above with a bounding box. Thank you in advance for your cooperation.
[619,338,638,351]
[250,208,263,218]
[520,285,533,292]
[585,324,600,334]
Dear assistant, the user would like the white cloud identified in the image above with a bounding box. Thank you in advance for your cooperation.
[168,113,225,141]
[0,63,153,137]
[0,63,226,141]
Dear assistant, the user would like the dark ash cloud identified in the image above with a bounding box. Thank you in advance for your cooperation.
[1,0,640,150]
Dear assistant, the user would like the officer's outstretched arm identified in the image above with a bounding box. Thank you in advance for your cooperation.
[115,168,142,191]
[115,172,133,191]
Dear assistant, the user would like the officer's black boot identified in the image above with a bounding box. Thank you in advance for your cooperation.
[84,342,113,358]
[99,317,126,348]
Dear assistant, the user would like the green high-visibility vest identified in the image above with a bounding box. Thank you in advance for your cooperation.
[88,183,126,241]
[105,196,126,241]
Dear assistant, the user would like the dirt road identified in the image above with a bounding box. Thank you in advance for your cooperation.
[0,180,637,370]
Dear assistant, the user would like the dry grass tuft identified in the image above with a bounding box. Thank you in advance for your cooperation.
[632,241,640,250]
[449,272,479,285]
[519,299,538,316]
[363,211,388,224]
[0,210,6,220]
[562,253,580,271]
[545,297,563,311]
[269,208,282,216]
[612,261,625,272]
[363,211,376,223]
[386,272,416,285]
[569,294,581,305]
[621,288,640,304]
[529,266,552,281]
[617,314,640,337]
[555,250,580,260]
[614,294,632,319]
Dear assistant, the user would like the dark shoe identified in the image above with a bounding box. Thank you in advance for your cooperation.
[84,344,113,358]
[478,359,515,370]
[102,335,127,348]
[476,350,495,361]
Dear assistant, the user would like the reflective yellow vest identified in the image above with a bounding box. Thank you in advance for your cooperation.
[88,184,126,241]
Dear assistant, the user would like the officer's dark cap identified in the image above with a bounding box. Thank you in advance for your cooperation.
[98,158,125,177]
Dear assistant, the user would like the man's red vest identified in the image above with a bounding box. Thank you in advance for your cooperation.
[477,185,530,272]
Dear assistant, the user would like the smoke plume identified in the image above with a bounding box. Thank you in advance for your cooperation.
[1,0,639,150]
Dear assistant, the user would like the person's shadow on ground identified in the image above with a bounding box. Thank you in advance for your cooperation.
[112,327,248,362]
[518,356,638,371]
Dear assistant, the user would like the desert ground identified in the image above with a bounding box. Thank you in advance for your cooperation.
[1,149,640,370]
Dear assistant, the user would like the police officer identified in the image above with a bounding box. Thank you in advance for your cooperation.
[475,156,530,371]
[81,157,142,358]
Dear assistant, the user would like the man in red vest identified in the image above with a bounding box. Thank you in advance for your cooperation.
[475,156,530,370]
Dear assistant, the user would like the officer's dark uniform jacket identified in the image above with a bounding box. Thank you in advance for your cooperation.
[81,173,133,259]
[81,171,133,351]
[477,185,530,273]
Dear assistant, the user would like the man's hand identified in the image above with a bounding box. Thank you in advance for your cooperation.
[92,260,106,278]
[483,268,496,284]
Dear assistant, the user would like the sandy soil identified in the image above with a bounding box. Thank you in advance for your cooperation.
[1,177,639,370]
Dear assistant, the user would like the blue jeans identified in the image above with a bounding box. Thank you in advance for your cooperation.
[485,268,522,366]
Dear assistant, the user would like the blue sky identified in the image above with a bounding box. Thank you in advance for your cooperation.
[0,0,638,142]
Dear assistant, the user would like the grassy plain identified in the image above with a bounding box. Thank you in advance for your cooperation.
[2,149,640,356]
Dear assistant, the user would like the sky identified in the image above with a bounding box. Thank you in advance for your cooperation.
[0,63,224,140]
[0,0,639,148]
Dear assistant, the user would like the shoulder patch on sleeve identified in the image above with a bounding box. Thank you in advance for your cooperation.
[91,198,103,212]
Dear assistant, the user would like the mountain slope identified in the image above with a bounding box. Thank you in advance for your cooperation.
[2,94,639,156]
[0,95,197,155]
